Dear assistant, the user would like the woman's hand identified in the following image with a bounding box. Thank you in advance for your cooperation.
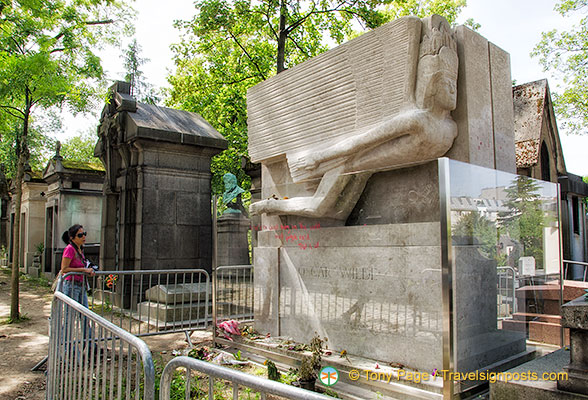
[85,268,96,277]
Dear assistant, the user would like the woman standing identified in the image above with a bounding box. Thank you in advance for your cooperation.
[60,224,95,306]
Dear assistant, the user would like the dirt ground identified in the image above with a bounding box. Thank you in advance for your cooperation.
[0,268,52,400]
[0,268,211,400]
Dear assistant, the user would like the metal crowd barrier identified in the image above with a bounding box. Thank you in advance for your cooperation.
[212,265,254,345]
[58,269,210,344]
[215,265,254,322]
[159,356,330,400]
[497,266,516,318]
[563,259,588,281]
[47,290,155,400]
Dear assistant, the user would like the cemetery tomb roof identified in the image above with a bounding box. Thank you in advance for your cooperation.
[124,103,228,150]
[29,170,44,180]
[61,160,105,172]
[513,79,547,168]
[512,79,567,175]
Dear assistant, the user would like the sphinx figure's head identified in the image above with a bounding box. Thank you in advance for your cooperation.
[415,18,459,112]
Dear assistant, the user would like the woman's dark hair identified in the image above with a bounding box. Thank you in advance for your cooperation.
[62,224,84,246]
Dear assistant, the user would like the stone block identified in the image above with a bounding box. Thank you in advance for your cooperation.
[137,301,209,324]
[448,25,494,169]
[347,161,440,225]
[144,283,210,304]
[561,296,588,330]
[254,247,280,334]
[177,193,202,226]
[157,225,176,259]
[248,16,423,163]
[141,224,159,259]
[489,43,516,173]
[491,349,586,400]
[177,225,199,259]
[217,213,250,267]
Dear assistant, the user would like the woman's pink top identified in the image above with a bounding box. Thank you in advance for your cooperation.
[63,244,85,283]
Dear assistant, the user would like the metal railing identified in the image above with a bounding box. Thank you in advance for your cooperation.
[47,290,155,400]
[212,265,254,345]
[215,265,254,322]
[497,266,516,318]
[58,269,210,343]
[563,259,588,281]
[159,356,330,400]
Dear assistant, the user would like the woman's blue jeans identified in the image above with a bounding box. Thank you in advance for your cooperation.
[61,279,92,354]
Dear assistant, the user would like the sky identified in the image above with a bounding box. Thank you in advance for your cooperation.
[58,0,588,177]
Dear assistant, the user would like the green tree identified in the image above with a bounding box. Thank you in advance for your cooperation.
[0,0,132,321]
[499,175,546,268]
[122,38,160,104]
[452,211,499,261]
[168,0,471,194]
[532,0,588,133]
[59,129,100,163]
[382,0,477,29]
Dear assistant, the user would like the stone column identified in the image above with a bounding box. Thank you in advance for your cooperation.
[217,212,250,267]
[558,296,588,395]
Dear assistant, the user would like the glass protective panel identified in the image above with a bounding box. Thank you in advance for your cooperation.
[447,159,561,390]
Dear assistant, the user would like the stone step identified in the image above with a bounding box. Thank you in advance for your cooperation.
[216,336,444,399]
[224,347,434,400]
[513,313,561,324]
[501,319,528,333]
[501,319,569,346]
[516,298,561,315]
[528,321,569,346]
[515,280,588,303]
[456,330,527,373]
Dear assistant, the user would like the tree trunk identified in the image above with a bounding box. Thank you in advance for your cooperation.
[10,103,30,321]
[276,0,287,73]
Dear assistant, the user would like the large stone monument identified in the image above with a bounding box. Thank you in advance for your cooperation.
[248,14,523,381]
[95,82,227,274]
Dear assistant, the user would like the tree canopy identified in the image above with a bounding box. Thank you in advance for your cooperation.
[59,129,100,163]
[0,0,133,320]
[498,175,546,268]
[168,0,471,194]
[122,38,160,104]
[532,0,588,134]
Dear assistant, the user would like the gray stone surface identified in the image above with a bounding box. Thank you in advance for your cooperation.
[254,247,280,333]
[448,25,494,169]
[491,349,588,399]
[137,301,209,324]
[144,283,210,304]
[217,213,250,267]
[248,16,423,163]
[489,43,516,173]
[347,161,440,225]
[255,222,444,371]
[558,296,588,395]
[561,296,588,330]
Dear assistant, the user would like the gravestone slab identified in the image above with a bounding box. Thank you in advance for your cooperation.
[144,283,210,304]
[519,257,536,277]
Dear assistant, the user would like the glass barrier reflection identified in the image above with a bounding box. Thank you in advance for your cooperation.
[448,159,561,385]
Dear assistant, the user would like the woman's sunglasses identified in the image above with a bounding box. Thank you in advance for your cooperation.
[76,232,87,238]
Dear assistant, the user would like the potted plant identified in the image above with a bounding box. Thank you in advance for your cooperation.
[297,355,318,391]
[33,242,44,264]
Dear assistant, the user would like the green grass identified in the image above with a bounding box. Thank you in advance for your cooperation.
[21,273,51,289]
[1,313,30,324]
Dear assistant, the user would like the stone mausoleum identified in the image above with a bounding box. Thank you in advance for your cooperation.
[95,82,227,273]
